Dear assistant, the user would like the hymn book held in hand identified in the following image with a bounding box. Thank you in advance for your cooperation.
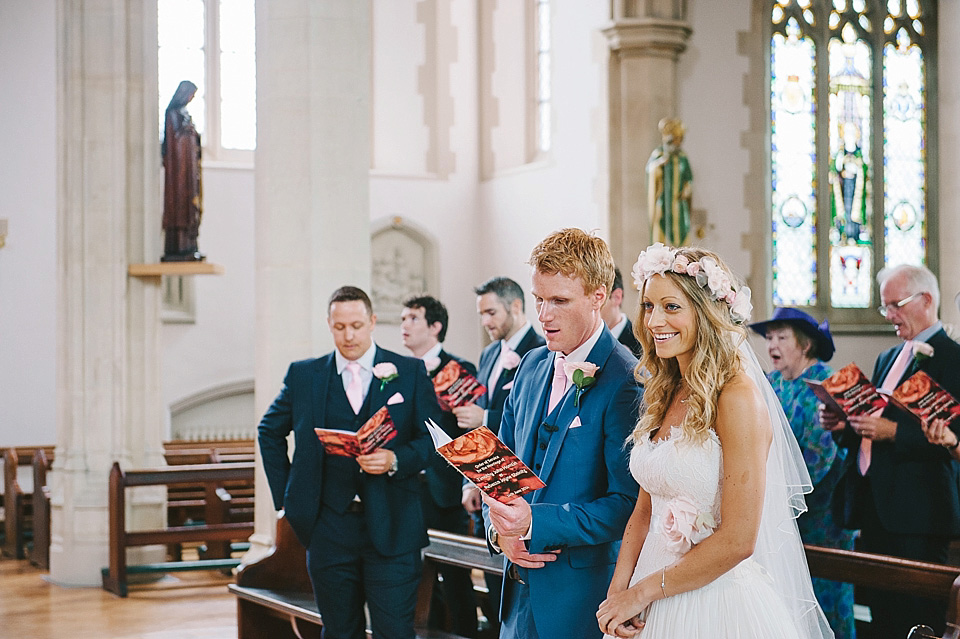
[424,419,544,503]
[431,360,487,411]
[315,406,397,457]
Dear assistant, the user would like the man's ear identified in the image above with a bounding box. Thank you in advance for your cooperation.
[428,321,443,339]
[510,297,524,317]
[609,287,624,308]
[592,287,607,311]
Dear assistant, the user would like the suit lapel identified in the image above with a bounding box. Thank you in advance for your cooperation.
[313,357,334,447]
[516,353,553,470]
[367,347,390,414]
[535,331,616,488]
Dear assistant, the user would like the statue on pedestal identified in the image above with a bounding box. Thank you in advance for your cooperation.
[646,118,693,246]
[161,80,204,262]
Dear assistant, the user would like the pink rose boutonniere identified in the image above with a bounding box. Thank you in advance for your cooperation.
[372,362,399,391]
[913,341,934,363]
[424,357,442,375]
[500,349,521,371]
[563,361,599,407]
[662,496,716,555]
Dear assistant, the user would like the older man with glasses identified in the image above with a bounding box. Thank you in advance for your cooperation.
[821,264,960,638]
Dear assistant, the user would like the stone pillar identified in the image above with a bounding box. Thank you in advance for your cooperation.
[250,0,372,554]
[602,2,691,311]
[50,0,165,585]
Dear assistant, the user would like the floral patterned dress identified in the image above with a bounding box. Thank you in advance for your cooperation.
[770,361,857,639]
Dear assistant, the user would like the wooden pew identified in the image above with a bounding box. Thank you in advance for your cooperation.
[102,461,256,597]
[2,445,54,559]
[805,545,960,639]
[229,519,496,639]
[29,448,53,569]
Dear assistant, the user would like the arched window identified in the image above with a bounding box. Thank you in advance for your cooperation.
[158,0,256,162]
[769,0,936,329]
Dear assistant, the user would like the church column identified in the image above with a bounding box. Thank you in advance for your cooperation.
[50,0,165,585]
[251,1,372,552]
[602,2,691,308]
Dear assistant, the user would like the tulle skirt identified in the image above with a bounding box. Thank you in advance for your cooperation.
[604,559,804,639]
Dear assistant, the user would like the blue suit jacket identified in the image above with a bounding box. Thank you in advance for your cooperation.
[834,328,960,536]
[485,327,642,639]
[258,346,440,553]
[476,326,546,434]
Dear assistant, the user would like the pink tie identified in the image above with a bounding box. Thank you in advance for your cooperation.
[345,361,364,414]
[859,341,915,474]
[488,345,507,399]
[547,355,568,414]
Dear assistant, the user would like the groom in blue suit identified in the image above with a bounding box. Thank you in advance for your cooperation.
[483,229,643,639]
[258,286,440,639]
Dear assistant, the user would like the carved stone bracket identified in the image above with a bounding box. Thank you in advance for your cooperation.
[602,18,692,59]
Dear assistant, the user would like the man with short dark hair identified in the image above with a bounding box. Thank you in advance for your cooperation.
[483,229,642,639]
[824,264,960,638]
[456,277,545,630]
[400,295,478,637]
[259,286,441,639]
[600,267,642,357]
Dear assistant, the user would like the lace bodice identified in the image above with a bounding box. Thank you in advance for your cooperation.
[630,427,723,555]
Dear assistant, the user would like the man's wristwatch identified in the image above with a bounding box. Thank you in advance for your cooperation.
[488,525,502,552]
[944,440,959,451]
[389,453,399,473]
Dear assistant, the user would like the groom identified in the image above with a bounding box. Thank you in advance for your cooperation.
[483,228,642,639]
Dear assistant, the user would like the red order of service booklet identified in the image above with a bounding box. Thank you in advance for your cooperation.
[424,419,544,504]
[890,370,960,430]
[315,406,397,457]
[432,360,487,411]
[803,362,888,419]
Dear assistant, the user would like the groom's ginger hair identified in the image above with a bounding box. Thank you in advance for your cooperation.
[528,228,615,296]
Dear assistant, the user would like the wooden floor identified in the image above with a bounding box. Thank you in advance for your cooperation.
[0,559,237,639]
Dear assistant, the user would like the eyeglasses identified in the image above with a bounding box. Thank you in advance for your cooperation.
[878,292,922,317]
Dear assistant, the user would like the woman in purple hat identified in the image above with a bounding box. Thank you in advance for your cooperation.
[751,308,856,639]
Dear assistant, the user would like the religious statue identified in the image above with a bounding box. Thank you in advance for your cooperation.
[830,122,868,244]
[646,118,693,246]
[161,80,204,262]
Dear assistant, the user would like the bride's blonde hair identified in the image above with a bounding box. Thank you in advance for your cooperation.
[631,247,747,444]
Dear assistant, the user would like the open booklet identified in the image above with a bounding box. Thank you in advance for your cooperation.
[315,406,397,457]
[432,360,486,411]
[890,370,960,430]
[804,362,888,419]
[424,419,545,504]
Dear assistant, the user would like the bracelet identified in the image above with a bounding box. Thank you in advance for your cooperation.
[660,566,667,599]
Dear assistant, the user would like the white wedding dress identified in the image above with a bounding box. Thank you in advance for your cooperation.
[605,425,824,638]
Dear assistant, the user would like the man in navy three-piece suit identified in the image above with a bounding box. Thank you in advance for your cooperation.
[258,286,441,639]
[483,229,643,639]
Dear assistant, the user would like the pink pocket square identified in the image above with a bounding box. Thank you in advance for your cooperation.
[569,416,582,429]
[387,392,404,405]
[502,381,514,391]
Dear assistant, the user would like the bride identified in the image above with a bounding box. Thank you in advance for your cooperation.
[596,244,833,639]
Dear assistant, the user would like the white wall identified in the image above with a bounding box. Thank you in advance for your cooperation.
[0,1,57,446]
[160,166,256,437]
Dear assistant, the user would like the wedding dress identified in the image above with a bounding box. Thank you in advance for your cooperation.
[603,337,834,639]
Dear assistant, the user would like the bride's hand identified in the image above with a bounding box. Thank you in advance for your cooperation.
[597,586,648,637]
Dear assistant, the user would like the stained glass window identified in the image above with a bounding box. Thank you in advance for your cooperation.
[768,0,934,327]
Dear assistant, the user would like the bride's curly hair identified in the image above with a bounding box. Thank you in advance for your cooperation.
[630,248,746,444]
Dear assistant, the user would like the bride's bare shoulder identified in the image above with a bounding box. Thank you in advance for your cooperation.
[716,372,771,441]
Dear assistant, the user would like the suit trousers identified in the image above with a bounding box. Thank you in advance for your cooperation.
[501,570,539,639]
[856,477,950,639]
[307,506,422,639]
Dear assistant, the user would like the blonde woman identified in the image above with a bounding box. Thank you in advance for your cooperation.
[596,244,832,639]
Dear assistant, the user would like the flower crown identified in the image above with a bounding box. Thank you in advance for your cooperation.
[632,243,753,324]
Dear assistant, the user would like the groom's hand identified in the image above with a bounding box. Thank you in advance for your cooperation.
[482,493,532,538]
[498,534,558,568]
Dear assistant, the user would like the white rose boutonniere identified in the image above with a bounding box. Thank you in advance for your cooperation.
[372,362,399,391]
[500,349,521,371]
[913,341,934,363]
